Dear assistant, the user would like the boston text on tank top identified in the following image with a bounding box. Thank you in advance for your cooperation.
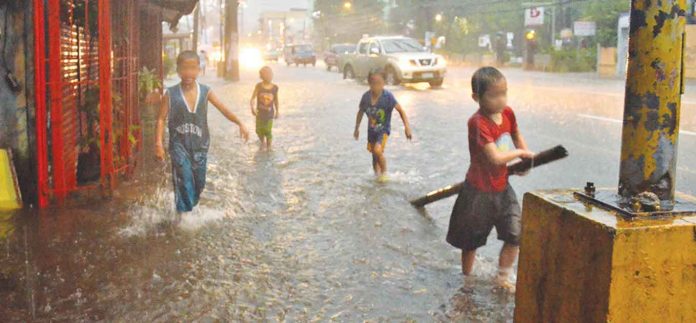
[167,82,211,152]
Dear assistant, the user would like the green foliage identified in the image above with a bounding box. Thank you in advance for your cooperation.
[580,0,631,47]
[387,0,631,55]
[138,67,162,100]
[550,48,597,73]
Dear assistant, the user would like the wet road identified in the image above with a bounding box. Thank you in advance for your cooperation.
[2,63,695,321]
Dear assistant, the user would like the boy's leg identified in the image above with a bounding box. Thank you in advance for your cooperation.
[258,136,266,150]
[371,134,388,175]
[494,185,522,291]
[371,154,380,174]
[191,151,208,208]
[499,243,519,269]
[447,183,496,275]
[266,123,273,150]
[256,119,265,150]
[170,146,196,213]
[372,148,386,175]
[496,243,519,292]
[461,249,477,275]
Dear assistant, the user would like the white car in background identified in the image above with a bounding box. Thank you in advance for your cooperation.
[339,36,447,87]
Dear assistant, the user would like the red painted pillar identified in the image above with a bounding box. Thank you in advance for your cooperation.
[48,0,66,202]
[33,0,49,207]
[99,0,114,190]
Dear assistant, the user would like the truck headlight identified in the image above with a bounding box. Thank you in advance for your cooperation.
[398,58,418,69]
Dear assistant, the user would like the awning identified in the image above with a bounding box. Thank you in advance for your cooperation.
[141,0,199,28]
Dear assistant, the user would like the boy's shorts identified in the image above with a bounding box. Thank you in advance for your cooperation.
[256,118,273,139]
[446,181,521,251]
[367,132,388,153]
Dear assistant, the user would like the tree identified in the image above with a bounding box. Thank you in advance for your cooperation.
[580,0,631,47]
[389,0,527,53]
[313,0,387,45]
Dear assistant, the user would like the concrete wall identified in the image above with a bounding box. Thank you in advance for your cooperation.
[0,2,35,204]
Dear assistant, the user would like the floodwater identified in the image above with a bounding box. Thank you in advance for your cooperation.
[3,63,696,321]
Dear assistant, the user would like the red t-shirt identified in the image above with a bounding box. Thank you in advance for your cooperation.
[465,107,518,193]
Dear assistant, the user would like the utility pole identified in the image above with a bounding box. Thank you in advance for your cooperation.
[219,0,223,47]
[224,0,239,81]
[192,4,200,52]
[550,5,555,46]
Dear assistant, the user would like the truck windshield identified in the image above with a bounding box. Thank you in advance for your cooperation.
[333,45,354,54]
[381,38,425,53]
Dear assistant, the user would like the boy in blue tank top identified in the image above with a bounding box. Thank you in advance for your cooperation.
[155,51,250,213]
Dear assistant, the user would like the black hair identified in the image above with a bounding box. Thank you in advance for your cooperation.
[368,68,386,84]
[177,50,200,66]
[471,66,505,97]
[259,66,272,78]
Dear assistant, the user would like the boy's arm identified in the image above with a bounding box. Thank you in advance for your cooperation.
[482,143,533,166]
[249,86,258,116]
[274,87,280,118]
[154,93,170,161]
[512,130,529,150]
[353,109,363,140]
[511,130,532,175]
[209,90,250,142]
[394,103,412,140]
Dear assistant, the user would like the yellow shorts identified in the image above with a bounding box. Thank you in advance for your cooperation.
[367,134,388,153]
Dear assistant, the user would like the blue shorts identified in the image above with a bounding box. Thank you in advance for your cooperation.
[170,142,208,213]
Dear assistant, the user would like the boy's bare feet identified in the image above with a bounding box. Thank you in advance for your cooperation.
[494,267,517,293]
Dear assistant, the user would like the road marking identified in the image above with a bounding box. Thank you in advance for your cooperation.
[576,114,696,175]
[531,86,696,105]
[578,114,696,137]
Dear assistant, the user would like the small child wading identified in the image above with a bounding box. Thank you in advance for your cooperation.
[353,69,412,180]
[446,67,534,293]
[250,66,279,151]
[155,51,250,213]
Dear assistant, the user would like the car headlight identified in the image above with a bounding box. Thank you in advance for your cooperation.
[398,57,418,69]
[435,56,447,67]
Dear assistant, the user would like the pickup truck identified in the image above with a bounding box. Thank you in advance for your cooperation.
[339,36,446,87]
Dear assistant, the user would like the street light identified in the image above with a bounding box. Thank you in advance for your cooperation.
[435,13,443,22]
[343,1,352,10]
[525,30,536,40]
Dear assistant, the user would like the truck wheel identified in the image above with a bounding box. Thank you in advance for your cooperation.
[385,67,401,86]
[344,65,355,79]
[429,78,444,88]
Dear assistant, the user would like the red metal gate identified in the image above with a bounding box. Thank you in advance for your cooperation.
[111,0,141,176]
[33,0,142,207]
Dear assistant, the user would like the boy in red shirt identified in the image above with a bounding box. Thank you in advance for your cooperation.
[446,67,534,293]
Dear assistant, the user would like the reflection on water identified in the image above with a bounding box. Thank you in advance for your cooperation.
[0,66,524,321]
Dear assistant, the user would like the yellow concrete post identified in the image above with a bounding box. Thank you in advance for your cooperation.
[619,0,687,203]
[514,191,696,322]
[0,149,22,210]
